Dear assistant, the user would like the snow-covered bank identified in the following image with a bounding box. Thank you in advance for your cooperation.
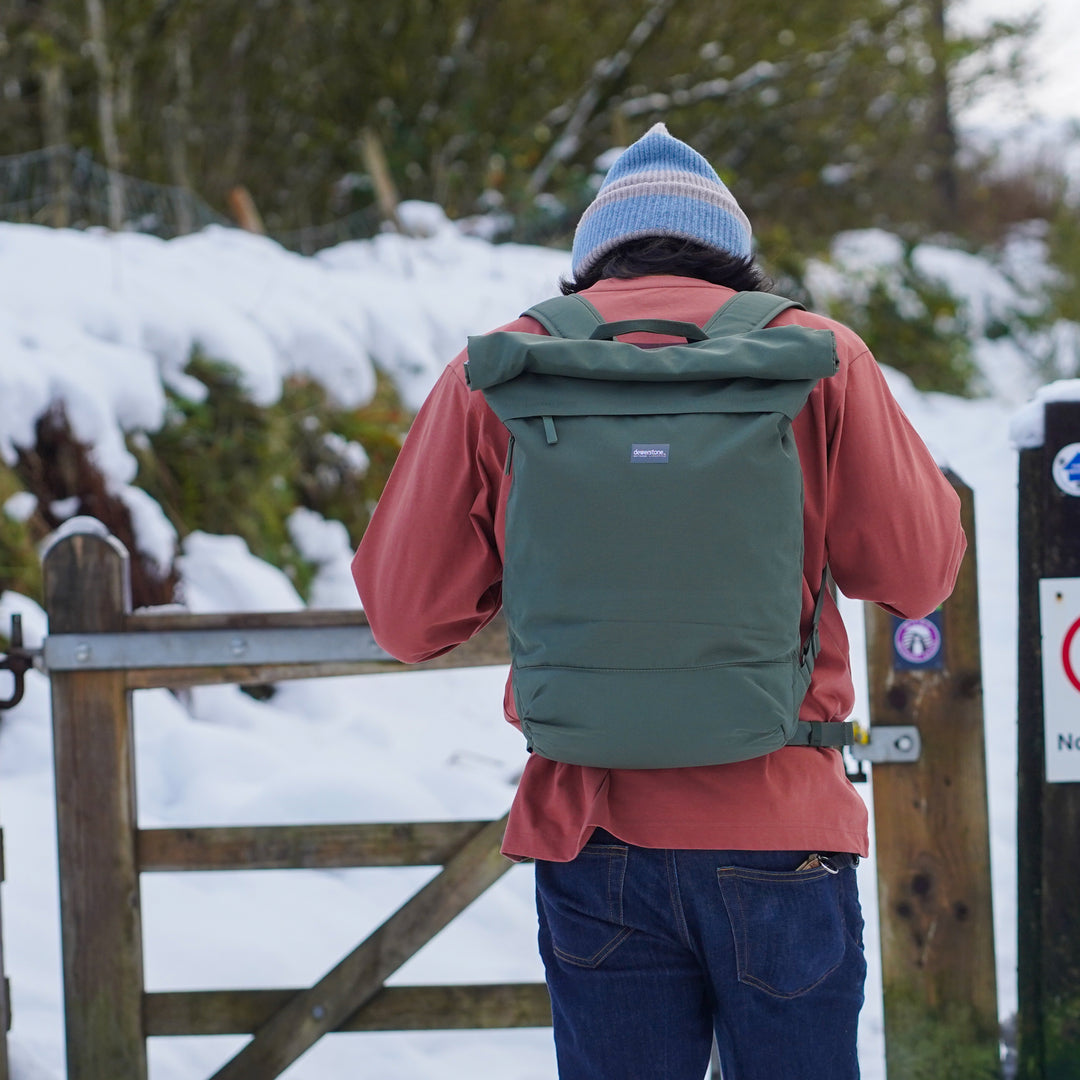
[0,204,570,492]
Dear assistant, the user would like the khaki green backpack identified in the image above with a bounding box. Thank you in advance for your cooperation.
[465,290,854,768]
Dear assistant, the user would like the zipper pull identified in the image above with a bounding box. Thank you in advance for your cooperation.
[504,434,515,475]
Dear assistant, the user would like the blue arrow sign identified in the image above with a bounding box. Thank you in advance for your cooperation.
[1064,450,1080,483]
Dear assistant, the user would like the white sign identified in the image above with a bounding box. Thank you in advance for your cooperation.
[1051,442,1080,497]
[1039,578,1080,783]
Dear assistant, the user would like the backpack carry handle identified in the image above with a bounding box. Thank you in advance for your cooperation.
[589,319,708,342]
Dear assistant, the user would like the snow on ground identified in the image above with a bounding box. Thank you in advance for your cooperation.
[0,213,1072,1078]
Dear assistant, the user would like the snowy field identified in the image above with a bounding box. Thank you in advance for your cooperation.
[1,206,1078,1079]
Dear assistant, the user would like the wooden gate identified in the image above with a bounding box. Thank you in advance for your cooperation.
[41,526,548,1080]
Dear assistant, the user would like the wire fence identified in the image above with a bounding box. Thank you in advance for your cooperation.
[0,145,228,236]
[0,145,383,253]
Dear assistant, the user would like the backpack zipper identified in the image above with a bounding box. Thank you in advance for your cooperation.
[504,434,515,475]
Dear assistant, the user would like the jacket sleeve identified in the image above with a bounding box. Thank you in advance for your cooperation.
[351,359,507,663]
[824,350,967,618]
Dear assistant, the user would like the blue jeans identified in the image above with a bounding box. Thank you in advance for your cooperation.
[535,830,866,1080]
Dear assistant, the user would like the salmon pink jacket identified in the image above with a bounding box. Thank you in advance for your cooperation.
[352,275,966,862]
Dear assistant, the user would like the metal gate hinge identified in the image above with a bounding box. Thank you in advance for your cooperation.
[0,614,38,711]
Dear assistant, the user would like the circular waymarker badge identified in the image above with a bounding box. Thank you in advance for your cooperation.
[1064,616,1080,695]
[1051,441,1080,497]
[894,618,943,665]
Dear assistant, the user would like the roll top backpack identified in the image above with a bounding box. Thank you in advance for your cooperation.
[465,290,855,769]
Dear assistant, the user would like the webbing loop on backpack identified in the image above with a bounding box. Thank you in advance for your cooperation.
[791,720,857,749]
[589,319,708,342]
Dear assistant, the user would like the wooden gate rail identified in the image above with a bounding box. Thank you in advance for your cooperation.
[43,605,510,691]
[145,983,552,1036]
[137,820,495,871]
[41,527,547,1080]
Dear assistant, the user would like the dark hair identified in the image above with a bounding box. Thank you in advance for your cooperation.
[560,236,773,295]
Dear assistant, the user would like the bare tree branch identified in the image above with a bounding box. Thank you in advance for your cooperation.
[615,59,786,118]
[526,0,679,197]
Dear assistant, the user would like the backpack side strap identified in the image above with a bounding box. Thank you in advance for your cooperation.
[790,720,857,749]
[786,565,851,751]
[787,566,854,750]
[702,292,804,337]
[524,294,605,339]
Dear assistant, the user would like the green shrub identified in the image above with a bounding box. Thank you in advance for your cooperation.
[130,353,407,600]
[0,464,42,603]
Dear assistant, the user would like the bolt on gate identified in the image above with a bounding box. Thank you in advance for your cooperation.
[21,471,999,1080]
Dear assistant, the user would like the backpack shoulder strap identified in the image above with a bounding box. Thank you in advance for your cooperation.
[524,294,605,339]
[702,292,804,337]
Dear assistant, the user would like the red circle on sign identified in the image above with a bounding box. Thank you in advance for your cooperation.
[1065,617,1080,694]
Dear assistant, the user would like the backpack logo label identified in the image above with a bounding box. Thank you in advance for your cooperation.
[631,443,670,463]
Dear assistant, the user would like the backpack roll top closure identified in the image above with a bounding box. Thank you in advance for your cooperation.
[466,324,838,395]
[465,294,842,769]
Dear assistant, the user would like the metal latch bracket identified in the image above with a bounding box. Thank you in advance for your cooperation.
[844,723,921,782]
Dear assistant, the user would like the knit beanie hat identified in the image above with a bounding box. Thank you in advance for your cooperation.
[570,122,752,279]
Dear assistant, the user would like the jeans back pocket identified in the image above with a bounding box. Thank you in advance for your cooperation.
[716,864,847,998]
[536,842,633,969]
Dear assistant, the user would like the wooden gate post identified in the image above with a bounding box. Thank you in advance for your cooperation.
[42,528,148,1080]
[865,470,1000,1079]
[1017,400,1080,1080]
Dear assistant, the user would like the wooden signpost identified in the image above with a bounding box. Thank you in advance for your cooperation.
[1017,399,1080,1080]
[864,471,1001,1079]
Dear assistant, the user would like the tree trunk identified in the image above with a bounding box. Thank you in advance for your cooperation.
[927,0,959,228]
[218,23,254,202]
[164,29,195,234]
[83,0,124,229]
[39,60,72,227]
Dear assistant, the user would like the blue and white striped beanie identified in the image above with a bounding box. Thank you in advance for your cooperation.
[570,122,752,279]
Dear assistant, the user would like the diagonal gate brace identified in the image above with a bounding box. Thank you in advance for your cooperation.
[207,813,513,1080]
